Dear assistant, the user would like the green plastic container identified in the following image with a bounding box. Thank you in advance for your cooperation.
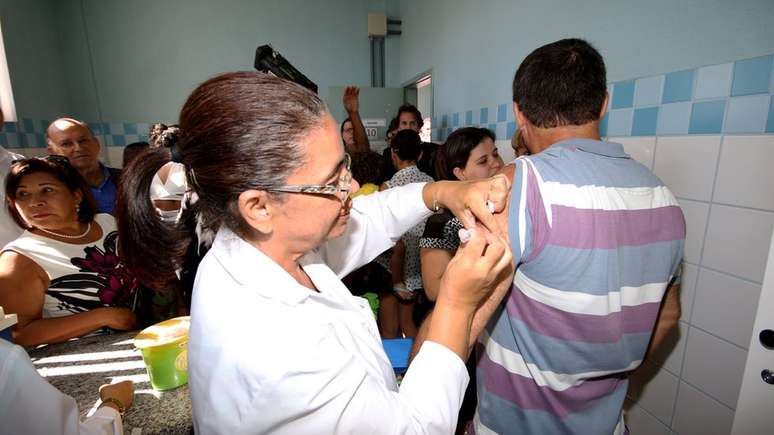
[134,316,190,391]
[363,292,380,318]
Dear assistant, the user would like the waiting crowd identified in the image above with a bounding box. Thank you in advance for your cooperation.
[0,38,684,435]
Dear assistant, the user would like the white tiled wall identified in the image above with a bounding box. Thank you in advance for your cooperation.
[618,133,774,434]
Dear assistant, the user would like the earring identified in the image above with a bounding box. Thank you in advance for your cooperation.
[75,204,81,213]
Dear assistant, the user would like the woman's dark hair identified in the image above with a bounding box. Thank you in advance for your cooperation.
[387,116,399,132]
[340,118,352,134]
[435,127,496,181]
[350,151,383,186]
[513,38,607,128]
[391,129,423,162]
[117,72,327,289]
[397,104,424,129]
[5,156,97,229]
[123,141,150,167]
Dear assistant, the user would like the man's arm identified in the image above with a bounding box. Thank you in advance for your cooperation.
[645,280,681,359]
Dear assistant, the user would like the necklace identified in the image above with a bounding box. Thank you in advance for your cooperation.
[35,222,92,239]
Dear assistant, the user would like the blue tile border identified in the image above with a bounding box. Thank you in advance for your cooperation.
[4,54,774,153]
[431,53,774,141]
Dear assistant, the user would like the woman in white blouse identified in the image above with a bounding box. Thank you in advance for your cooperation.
[117,72,513,434]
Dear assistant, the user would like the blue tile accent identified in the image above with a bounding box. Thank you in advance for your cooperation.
[611,80,635,109]
[731,55,773,96]
[101,123,111,135]
[112,135,126,146]
[496,123,506,140]
[432,128,439,142]
[689,100,726,134]
[465,110,473,126]
[441,114,448,128]
[35,133,45,147]
[4,122,16,133]
[607,109,633,136]
[634,76,664,107]
[724,95,770,133]
[18,133,27,147]
[0,134,6,146]
[695,63,733,99]
[767,96,774,133]
[110,123,124,135]
[497,104,507,122]
[452,112,460,127]
[662,69,695,103]
[599,113,609,137]
[22,118,33,133]
[89,123,102,134]
[480,107,489,124]
[446,127,453,138]
[632,107,659,136]
[487,123,497,135]
[506,121,517,140]
[124,123,138,134]
[771,64,774,92]
[138,134,149,142]
[657,102,692,135]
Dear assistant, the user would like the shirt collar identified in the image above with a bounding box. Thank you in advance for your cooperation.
[96,163,112,189]
[211,227,311,306]
[549,138,630,159]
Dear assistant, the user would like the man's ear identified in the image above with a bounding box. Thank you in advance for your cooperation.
[513,102,529,131]
[598,93,609,120]
[238,190,274,234]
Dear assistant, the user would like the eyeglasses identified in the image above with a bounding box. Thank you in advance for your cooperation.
[267,153,353,202]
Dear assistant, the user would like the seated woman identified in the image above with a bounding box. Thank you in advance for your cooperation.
[118,72,513,434]
[420,127,505,301]
[0,157,136,346]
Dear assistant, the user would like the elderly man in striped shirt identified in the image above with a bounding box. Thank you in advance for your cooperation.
[463,38,686,435]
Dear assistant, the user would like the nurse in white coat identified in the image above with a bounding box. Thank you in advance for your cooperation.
[117,72,513,435]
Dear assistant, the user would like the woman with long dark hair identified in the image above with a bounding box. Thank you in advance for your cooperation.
[117,72,512,434]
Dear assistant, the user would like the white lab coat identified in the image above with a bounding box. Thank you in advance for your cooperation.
[189,183,468,434]
[0,339,122,435]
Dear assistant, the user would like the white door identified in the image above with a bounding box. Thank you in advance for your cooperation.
[732,228,774,434]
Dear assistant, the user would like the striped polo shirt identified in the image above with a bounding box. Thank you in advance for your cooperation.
[475,139,685,435]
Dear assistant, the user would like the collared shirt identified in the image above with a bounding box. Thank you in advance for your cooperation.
[0,147,24,246]
[476,139,685,435]
[189,183,469,435]
[91,164,118,215]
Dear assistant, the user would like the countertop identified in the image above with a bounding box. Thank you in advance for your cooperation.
[28,331,193,434]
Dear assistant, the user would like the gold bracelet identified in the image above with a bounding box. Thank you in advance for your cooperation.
[100,397,126,419]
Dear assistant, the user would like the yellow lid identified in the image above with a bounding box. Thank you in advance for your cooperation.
[134,316,190,349]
